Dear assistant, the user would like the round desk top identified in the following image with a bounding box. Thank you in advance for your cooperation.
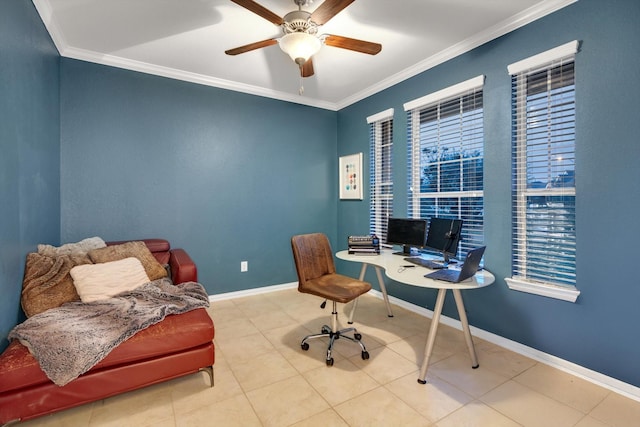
[336,249,495,290]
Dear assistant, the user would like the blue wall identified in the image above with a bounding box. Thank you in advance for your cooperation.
[0,0,60,352]
[337,0,640,387]
[2,0,640,389]
[60,60,338,295]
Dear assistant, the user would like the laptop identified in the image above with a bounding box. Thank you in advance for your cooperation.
[424,246,486,283]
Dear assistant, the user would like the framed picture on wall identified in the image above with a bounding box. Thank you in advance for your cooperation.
[339,152,363,200]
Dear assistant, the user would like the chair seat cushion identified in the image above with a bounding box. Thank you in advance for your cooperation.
[299,273,371,303]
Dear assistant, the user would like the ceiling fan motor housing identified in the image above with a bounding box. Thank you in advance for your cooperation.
[282,10,318,35]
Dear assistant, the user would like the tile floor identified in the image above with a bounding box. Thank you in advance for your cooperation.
[20,288,640,427]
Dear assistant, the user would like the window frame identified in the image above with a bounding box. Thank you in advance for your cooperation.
[404,76,485,259]
[368,109,394,243]
[505,40,580,302]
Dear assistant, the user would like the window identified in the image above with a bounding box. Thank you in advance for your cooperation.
[368,109,394,243]
[404,76,485,258]
[506,41,580,302]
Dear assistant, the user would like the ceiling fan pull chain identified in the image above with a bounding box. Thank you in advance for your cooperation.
[299,70,304,95]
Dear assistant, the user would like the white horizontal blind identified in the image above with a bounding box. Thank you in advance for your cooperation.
[510,45,577,287]
[368,110,394,242]
[405,77,484,258]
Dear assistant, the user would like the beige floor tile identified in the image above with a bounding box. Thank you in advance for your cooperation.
[429,353,509,398]
[350,346,419,384]
[176,394,261,427]
[514,363,609,413]
[88,384,175,427]
[232,295,283,318]
[574,415,610,427]
[246,376,330,427]
[18,403,94,427]
[589,391,640,427]
[432,323,475,354]
[334,386,431,427]
[213,317,260,341]
[474,341,537,379]
[480,380,584,427]
[249,309,298,332]
[289,408,349,427]
[357,318,421,345]
[262,322,315,350]
[434,400,521,427]
[208,303,247,329]
[171,367,244,415]
[262,288,309,308]
[386,372,474,423]
[275,339,335,373]
[215,331,276,365]
[16,290,640,427]
[230,349,299,392]
[303,358,380,406]
[386,333,455,367]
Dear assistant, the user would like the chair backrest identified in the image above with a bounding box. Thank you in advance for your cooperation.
[291,233,336,289]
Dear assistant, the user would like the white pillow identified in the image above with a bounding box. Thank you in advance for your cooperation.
[38,236,106,257]
[70,257,150,303]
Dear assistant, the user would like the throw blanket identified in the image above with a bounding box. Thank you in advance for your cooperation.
[8,278,210,386]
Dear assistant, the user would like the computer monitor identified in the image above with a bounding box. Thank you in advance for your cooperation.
[386,217,428,255]
[424,217,463,264]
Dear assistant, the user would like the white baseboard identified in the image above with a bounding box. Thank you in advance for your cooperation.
[209,283,640,402]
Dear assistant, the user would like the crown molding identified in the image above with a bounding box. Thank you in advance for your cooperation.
[334,0,578,110]
[32,0,577,111]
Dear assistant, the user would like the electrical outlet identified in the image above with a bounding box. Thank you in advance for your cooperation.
[241,261,248,272]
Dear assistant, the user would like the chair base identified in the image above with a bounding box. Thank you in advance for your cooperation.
[300,301,370,366]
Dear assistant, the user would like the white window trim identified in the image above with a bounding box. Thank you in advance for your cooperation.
[403,75,485,111]
[368,110,394,242]
[367,108,394,124]
[405,77,485,256]
[505,277,580,303]
[507,40,579,75]
[507,41,580,303]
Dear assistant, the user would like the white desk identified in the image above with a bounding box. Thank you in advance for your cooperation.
[336,249,495,383]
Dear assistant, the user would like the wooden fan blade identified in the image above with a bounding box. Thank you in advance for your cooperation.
[225,38,278,55]
[301,58,314,77]
[311,0,355,25]
[230,0,283,25]
[324,35,382,55]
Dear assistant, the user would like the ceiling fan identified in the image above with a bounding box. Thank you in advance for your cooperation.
[225,0,382,79]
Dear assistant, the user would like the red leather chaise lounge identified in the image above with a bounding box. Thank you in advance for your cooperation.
[0,239,215,425]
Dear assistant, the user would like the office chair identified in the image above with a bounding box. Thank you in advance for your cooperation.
[291,233,371,366]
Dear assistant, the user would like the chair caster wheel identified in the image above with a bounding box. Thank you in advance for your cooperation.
[301,342,309,351]
[361,351,369,360]
[326,358,334,366]
[354,333,362,340]
[417,379,427,384]
[321,326,331,334]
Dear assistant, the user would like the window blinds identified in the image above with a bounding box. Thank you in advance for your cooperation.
[509,41,578,287]
[404,76,485,258]
[368,109,394,242]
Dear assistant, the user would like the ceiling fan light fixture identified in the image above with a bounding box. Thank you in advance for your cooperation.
[279,32,321,65]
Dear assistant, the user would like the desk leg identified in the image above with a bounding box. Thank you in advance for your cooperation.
[375,266,394,318]
[452,289,479,369]
[418,288,446,384]
[348,264,369,324]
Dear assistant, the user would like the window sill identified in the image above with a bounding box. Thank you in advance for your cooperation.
[505,277,580,303]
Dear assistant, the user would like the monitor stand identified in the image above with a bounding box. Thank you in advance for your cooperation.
[393,245,419,256]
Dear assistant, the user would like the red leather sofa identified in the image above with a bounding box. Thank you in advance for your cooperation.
[0,239,215,425]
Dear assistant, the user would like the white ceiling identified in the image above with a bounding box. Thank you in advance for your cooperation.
[33,0,575,110]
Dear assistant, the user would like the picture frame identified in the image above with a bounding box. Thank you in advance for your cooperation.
[339,152,363,200]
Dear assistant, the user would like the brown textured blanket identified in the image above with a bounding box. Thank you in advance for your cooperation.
[9,278,210,386]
